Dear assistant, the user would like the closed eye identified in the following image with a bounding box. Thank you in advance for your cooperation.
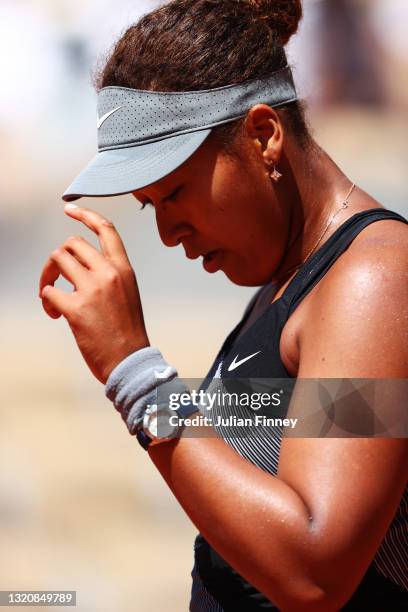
[162,185,183,203]
[139,185,183,210]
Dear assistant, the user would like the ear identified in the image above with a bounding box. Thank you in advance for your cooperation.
[245,104,284,171]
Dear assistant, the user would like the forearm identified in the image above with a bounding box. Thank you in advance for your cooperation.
[148,432,327,610]
[104,348,328,608]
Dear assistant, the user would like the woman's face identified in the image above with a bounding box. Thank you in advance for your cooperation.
[133,132,290,286]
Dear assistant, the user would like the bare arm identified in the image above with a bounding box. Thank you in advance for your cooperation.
[39,198,408,610]
[148,241,408,611]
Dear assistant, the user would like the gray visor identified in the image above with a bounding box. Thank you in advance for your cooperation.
[62,66,297,202]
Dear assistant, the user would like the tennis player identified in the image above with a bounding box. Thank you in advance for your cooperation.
[39,1,408,609]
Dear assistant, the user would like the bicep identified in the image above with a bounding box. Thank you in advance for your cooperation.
[277,436,408,597]
[276,249,408,595]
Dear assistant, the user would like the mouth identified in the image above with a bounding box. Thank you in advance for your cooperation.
[184,247,216,260]
[203,250,217,262]
[183,245,223,273]
[202,250,223,273]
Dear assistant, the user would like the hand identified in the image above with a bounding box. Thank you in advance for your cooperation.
[39,204,150,384]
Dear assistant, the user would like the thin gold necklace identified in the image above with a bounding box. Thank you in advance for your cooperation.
[275,182,356,283]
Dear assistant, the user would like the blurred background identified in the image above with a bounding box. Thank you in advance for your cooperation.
[1,0,407,610]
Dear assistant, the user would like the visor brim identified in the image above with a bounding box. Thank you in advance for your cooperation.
[62,129,212,202]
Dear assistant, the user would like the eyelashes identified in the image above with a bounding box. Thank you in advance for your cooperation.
[165,186,182,202]
[140,201,153,210]
[140,185,183,210]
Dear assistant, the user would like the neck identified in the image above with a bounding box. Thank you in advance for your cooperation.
[271,137,354,284]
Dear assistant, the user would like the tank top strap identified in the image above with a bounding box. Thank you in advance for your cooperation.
[280,207,408,318]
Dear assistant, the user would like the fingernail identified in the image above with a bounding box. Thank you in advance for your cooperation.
[65,203,79,210]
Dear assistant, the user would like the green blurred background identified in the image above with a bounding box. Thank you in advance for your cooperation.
[1,1,407,610]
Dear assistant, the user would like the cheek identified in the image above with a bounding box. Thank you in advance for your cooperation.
[210,167,268,251]
[210,159,255,223]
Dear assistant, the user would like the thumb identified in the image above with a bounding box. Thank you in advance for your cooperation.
[40,285,69,320]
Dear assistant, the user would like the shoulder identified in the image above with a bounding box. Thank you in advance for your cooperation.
[297,212,408,377]
[347,211,408,257]
[318,212,408,303]
[321,213,408,300]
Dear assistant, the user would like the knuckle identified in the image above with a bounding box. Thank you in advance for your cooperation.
[64,236,78,249]
[89,285,102,299]
[105,267,121,284]
[51,247,62,259]
[101,218,115,229]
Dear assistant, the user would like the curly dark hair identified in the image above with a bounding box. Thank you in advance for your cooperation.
[96,0,311,150]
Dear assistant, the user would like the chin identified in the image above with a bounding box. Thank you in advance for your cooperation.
[223,266,273,287]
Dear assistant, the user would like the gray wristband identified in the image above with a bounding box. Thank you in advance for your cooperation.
[105,347,179,434]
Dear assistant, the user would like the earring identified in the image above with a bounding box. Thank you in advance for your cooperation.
[270,165,283,182]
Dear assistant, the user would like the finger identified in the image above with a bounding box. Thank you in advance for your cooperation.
[38,256,61,298]
[64,235,107,271]
[39,247,89,295]
[40,285,73,319]
[40,289,63,319]
[64,204,131,267]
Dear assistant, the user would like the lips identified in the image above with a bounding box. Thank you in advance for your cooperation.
[184,246,215,260]
[185,250,200,260]
[202,250,223,273]
[183,245,223,272]
[203,250,217,262]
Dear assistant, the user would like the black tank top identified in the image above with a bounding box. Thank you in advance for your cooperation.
[192,208,408,611]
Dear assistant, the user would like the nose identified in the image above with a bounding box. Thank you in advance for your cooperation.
[154,206,193,248]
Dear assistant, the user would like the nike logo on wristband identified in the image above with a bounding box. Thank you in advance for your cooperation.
[227,351,261,372]
[154,366,174,379]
